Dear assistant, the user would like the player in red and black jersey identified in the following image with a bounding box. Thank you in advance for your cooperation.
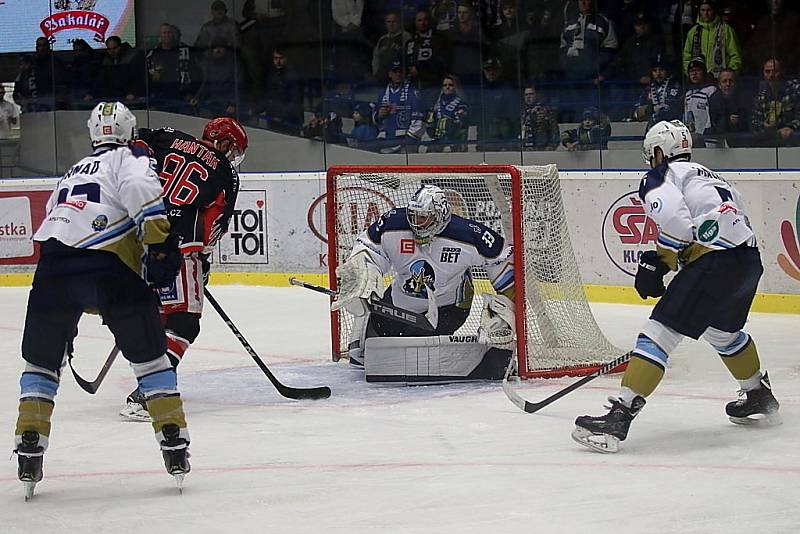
[121,117,248,421]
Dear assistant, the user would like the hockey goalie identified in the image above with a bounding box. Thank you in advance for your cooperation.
[331,184,516,384]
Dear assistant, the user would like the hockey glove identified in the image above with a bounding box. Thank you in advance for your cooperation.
[479,294,516,348]
[146,234,182,287]
[331,252,384,317]
[634,250,670,299]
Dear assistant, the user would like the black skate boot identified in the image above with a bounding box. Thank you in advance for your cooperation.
[726,372,781,426]
[572,396,646,453]
[160,423,190,491]
[120,387,151,422]
[15,430,44,501]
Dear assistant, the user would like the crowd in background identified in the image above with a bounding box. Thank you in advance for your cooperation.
[6,0,800,152]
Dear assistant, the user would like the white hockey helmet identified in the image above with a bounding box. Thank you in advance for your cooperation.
[87,101,137,147]
[407,185,452,244]
[642,120,692,165]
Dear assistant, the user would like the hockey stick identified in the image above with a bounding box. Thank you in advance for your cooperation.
[502,351,632,414]
[67,345,121,394]
[203,287,331,400]
[289,277,434,331]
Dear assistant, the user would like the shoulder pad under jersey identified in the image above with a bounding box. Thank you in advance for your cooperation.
[638,162,668,201]
[439,215,505,258]
[367,208,410,243]
[128,140,153,158]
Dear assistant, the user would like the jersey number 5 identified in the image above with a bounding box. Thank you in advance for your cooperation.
[160,153,209,205]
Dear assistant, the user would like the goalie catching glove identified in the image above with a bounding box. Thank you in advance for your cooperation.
[331,252,384,317]
[479,293,516,348]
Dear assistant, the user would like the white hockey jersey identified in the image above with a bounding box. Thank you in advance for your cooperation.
[639,160,756,270]
[351,208,514,314]
[34,144,170,274]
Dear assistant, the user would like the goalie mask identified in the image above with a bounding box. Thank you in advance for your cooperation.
[87,101,136,148]
[642,120,692,166]
[406,185,451,244]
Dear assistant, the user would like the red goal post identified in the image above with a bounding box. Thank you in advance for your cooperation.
[325,164,621,379]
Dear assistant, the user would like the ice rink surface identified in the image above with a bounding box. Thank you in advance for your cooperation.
[0,285,797,533]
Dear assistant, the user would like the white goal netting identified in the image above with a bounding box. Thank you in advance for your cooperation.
[326,165,621,378]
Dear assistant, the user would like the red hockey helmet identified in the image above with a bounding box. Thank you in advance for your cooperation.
[202,117,249,166]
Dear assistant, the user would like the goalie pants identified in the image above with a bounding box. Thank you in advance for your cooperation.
[21,239,167,372]
[650,245,762,339]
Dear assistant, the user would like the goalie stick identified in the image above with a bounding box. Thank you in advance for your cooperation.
[289,277,435,331]
[67,345,121,394]
[503,351,632,414]
[204,287,331,401]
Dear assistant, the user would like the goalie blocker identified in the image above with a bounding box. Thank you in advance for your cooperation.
[364,335,511,384]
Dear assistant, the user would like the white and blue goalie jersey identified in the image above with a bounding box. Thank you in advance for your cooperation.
[639,160,756,270]
[34,144,170,275]
[350,208,514,314]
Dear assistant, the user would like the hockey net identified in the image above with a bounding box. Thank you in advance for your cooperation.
[325,165,621,378]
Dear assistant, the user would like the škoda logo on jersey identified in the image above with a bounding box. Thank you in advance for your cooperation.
[602,191,659,276]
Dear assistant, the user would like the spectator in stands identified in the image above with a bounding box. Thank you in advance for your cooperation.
[431,0,459,31]
[302,110,345,144]
[13,38,65,112]
[258,46,303,134]
[561,107,611,150]
[446,1,485,87]
[147,23,203,114]
[0,85,19,138]
[750,58,800,147]
[66,39,100,109]
[633,53,682,129]
[195,1,241,51]
[349,102,379,150]
[373,59,425,153]
[406,9,451,104]
[744,0,800,76]
[596,12,663,120]
[560,0,619,81]
[491,0,529,79]
[382,0,430,31]
[603,0,656,47]
[425,74,469,152]
[240,0,277,102]
[683,56,717,145]
[193,40,243,118]
[665,1,698,66]
[330,0,369,82]
[522,84,560,151]
[682,0,741,79]
[707,68,750,147]
[372,11,412,82]
[520,1,562,81]
[95,36,145,106]
[475,57,519,152]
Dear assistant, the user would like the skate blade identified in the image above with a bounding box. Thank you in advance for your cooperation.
[119,405,152,423]
[23,481,36,501]
[173,473,185,494]
[571,426,621,454]
[729,411,783,427]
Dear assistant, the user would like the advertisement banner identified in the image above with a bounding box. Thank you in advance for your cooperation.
[0,190,51,265]
[0,0,136,53]
[217,190,269,265]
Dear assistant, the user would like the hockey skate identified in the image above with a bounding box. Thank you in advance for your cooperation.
[119,387,152,422]
[160,423,190,492]
[726,372,781,426]
[15,430,44,501]
[572,396,646,453]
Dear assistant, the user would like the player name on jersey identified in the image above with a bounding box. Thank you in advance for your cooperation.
[168,138,220,170]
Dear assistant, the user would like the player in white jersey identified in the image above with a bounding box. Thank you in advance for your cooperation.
[332,185,516,382]
[572,120,780,454]
[13,102,190,498]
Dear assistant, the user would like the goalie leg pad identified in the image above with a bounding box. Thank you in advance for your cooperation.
[364,335,503,384]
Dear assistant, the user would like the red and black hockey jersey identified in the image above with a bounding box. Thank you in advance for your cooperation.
[137,127,240,253]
